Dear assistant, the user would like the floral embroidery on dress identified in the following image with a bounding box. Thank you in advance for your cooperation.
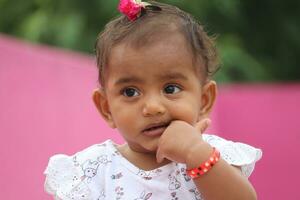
[111,172,123,180]
[115,186,124,200]
[136,168,162,180]
[137,170,152,180]
[134,191,152,200]
[98,155,112,164]
[168,170,181,190]
[112,150,121,156]
[189,188,202,200]
[180,167,191,182]
[170,191,178,200]
[67,181,91,200]
[73,156,80,167]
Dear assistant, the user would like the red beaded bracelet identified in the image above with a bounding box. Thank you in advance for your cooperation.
[186,147,220,179]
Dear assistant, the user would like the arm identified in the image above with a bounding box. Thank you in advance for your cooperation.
[186,141,257,200]
[156,120,257,200]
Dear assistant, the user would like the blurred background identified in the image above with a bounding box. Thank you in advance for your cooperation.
[0,0,299,199]
[1,0,300,82]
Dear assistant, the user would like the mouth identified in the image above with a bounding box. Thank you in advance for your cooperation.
[142,121,171,137]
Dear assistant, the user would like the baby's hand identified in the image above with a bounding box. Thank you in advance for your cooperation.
[156,118,211,164]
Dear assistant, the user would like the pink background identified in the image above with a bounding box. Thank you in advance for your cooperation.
[1,34,299,199]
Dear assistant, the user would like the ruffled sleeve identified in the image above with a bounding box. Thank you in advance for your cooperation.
[203,134,262,178]
[44,154,91,200]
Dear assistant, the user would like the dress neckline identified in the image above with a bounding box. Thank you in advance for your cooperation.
[105,139,176,178]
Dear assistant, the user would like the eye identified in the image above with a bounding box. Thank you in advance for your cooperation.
[163,84,181,94]
[122,87,140,97]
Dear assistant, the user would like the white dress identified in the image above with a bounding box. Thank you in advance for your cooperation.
[44,134,262,200]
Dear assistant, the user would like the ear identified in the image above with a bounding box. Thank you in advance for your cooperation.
[92,88,116,128]
[199,80,217,118]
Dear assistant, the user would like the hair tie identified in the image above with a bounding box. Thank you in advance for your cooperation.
[118,0,161,21]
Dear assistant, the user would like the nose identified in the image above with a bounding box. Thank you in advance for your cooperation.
[142,96,166,117]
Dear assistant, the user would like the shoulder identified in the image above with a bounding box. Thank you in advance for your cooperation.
[202,134,262,177]
[44,140,114,199]
[45,140,113,175]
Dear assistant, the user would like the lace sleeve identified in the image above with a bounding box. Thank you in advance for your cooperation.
[203,134,262,178]
[44,154,91,200]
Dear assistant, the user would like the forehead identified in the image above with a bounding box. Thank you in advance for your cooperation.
[105,33,202,86]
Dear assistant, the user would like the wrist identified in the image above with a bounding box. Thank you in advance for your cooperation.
[185,140,214,169]
[186,147,220,179]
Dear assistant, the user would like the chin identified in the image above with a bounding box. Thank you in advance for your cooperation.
[128,142,158,154]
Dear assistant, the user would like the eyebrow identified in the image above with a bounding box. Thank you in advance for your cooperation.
[158,72,188,81]
[114,76,144,86]
[114,72,188,86]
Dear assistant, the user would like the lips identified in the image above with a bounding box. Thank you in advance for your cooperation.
[142,122,171,137]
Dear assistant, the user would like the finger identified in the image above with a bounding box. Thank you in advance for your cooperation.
[194,118,211,134]
[156,146,164,163]
[200,118,211,133]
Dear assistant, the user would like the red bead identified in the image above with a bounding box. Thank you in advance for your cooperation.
[186,147,220,179]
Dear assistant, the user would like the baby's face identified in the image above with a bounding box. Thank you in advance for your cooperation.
[95,33,216,153]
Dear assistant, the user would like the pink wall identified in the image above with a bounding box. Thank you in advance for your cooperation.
[1,34,299,199]
[214,84,300,199]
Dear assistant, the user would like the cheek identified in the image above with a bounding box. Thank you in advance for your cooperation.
[169,99,200,124]
[109,102,138,129]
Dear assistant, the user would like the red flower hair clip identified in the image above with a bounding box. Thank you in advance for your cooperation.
[118,0,161,21]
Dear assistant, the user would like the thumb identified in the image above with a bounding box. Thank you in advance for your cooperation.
[194,118,211,134]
